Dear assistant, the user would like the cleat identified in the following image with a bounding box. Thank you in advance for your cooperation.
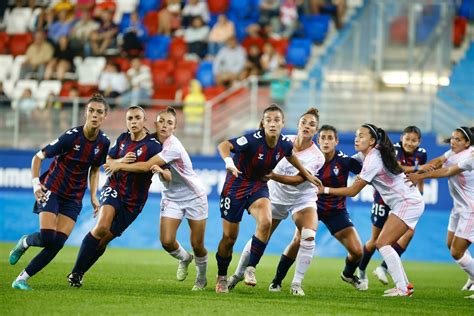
[67,272,83,288]
[192,278,207,291]
[268,282,282,292]
[383,283,414,297]
[373,266,389,285]
[9,235,28,265]
[176,254,193,281]
[290,283,305,296]
[11,279,32,291]
[359,277,369,291]
[244,266,257,286]
[227,274,243,291]
[340,273,364,291]
[461,278,474,291]
[465,294,474,299]
[215,276,229,294]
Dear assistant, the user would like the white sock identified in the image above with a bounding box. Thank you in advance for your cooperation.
[291,239,315,285]
[169,242,191,261]
[15,270,30,282]
[379,245,408,292]
[234,238,252,278]
[456,251,474,279]
[195,254,208,280]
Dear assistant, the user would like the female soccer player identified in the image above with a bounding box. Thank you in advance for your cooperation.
[214,104,321,293]
[227,108,325,296]
[407,127,473,298]
[67,105,168,288]
[361,126,429,289]
[104,107,209,291]
[318,123,425,297]
[9,94,110,291]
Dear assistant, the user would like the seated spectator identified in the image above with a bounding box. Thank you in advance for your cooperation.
[213,37,246,87]
[183,79,205,134]
[98,62,129,106]
[4,0,33,34]
[182,0,210,28]
[93,0,116,19]
[70,10,100,55]
[259,0,280,29]
[34,7,55,33]
[12,88,37,117]
[0,82,11,108]
[117,58,153,107]
[48,8,74,44]
[184,16,210,59]
[19,31,54,80]
[240,44,262,80]
[74,0,95,18]
[121,11,147,57]
[260,42,286,76]
[90,9,119,55]
[158,0,182,36]
[44,36,75,80]
[208,15,235,56]
[280,0,298,38]
[53,0,74,14]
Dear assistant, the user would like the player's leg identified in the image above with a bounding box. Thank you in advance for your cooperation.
[334,225,364,290]
[216,219,239,293]
[359,225,382,282]
[450,211,474,293]
[270,227,300,291]
[187,218,208,290]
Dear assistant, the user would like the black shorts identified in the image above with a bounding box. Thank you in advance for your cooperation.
[318,209,354,235]
[220,186,269,223]
[33,190,82,222]
[371,203,390,229]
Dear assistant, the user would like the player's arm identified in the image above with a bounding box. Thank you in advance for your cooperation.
[320,175,368,197]
[407,164,464,183]
[266,171,305,185]
[31,150,48,203]
[150,164,172,182]
[88,166,101,217]
[286,153,322,187]
[218,140,241,177]
[105,154,167,174]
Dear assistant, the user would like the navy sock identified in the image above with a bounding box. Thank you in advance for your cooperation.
[26,229,56,247]
[72,232,100,275]
[272,254,295,285]
[381,242,406,269]
[25,232,68,277]
[343,256,360,278]
[247,235,267,268]
[358,245,375,272]
[216,253,232,276]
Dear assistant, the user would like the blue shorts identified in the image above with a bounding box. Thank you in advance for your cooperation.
[33,190,82,222]
[371,203,390,229]
[318,209,354,235]
[220,187,269,223]
[100,186,141,237]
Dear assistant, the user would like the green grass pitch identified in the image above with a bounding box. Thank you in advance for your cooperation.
[0,243,472,315]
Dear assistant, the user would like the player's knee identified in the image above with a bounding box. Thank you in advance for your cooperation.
[450,247,464,260]
[40,230,57,248]
[160,238,175,251]
[93,224,110,239]
[222,233,237,248]
[301,228,316,241]
[375,239,388,250]
[352,245,363,260]
[190,239,204,252]
[257,218,272,234]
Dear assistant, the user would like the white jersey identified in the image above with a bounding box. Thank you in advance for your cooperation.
[443,148,474,213]
[360,148,423,210]
[158,135,206,201]
[269,135,325,205]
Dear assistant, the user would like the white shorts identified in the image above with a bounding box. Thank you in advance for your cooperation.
[448,209,474,242]
[271,200,317,221]
[390,199,425,230]
[160,195,208,221]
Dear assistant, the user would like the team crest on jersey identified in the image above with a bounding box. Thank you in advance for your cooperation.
[137,148,143,157]
[333,165,339,176]
[94,146,100,155]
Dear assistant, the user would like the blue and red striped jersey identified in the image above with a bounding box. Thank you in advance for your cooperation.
[373,141,427,205]
[317,150,362,212]
[222,129,293,200]
[106,132,162,213]
[40,126,110,202]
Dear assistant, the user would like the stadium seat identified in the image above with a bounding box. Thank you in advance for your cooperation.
[138,0,161,17]
[112,57,132,72]
[13,80,38,99]
[173,67,195,88]
[119,13,132,33]
[196,61,215,88]
[0,32,10,54]
[152,67,172,86]
[232,19,256,42]
[176,60,198,76]
[152,84,178,105]
[114,0,139,24]
[452,16,467,47]
[203,85,225,100]
[286,39,312,68]
[77,84,98,97]
[459,0,474,21]
[60,80,79,97]
[37,80,62,100]
[208,0,229,14]
[168,37,187,62]
[8,33,33,57]
[143,11,159,36]
[152,59,174,73]
[77,57,106,85]
[10,55,27,82]
[145,35,171,60]
[0,55,14,81]
[229,0,252,19]
[301,15,331,43]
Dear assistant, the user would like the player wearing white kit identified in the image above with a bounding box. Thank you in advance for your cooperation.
[105,107,208,291]
[318,124,425,297]
[408,127,474,299]
[227,108,324,296]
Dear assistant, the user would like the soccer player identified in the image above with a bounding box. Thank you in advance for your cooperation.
[227,108,325,296]
[104,107,209,291]
[214,104,321,293]
[9,94,110,291]
[361,126,429,289]
[318,123,425,297]
[407,127,473,298]
[67,105,168,288]
[261,124,366,292]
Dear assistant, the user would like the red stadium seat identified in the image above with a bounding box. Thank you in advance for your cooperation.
[203,85,226,100]
[152,59,174,73]
[453,16,467,47]
[176,60,198,76]
[168,37,187,62]
[242,37,265,53]
[111,57,131,72]
[173,67,194,88]
[208,0,229,14]
[152,84,178,108]
[78,84,98,97]
[268,38,289,55]
[152,68,172,86]
[143,11,159,36]
[59,81,79,97]
[0,32,10,54]
[9,33,33,57]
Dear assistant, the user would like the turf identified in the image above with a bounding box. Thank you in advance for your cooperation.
[0,243,472,315]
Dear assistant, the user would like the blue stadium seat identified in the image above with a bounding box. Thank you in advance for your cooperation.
[229,0,253,19]
[138,0,161,17]
[119,13,132,33]
[301,15,331,43]
[459,0,474,21]
[286,39,312,68]
[196,61,215,88]
[144,35,171,60]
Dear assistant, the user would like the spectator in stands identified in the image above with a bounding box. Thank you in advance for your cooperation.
[310,0,346,29]
[182,0,210,28]
[48,8,74,44]
[34,7,55,33]
[208,15,235,56]
[62,86,82,108]
[44,36,75,80]
[90,9,118,55]
[0,82,11,108]
[240,44,263,79]
[213,37,246,87]
[70,10,99,55]
[260,42,286,77]
[19,31,54,80]
[12,88,37,117]
[280,0,299,38]
[184,16,210,59]
[158,0,182,36]
[92,0,116,19]
[121,11,147,57]
[74,0,95,18]
[183,79,205,134]
[4,0,33,34]
[98,62,129,106]
[117,58,153,107]
[53,0,74,14]
[259,0,280,30]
